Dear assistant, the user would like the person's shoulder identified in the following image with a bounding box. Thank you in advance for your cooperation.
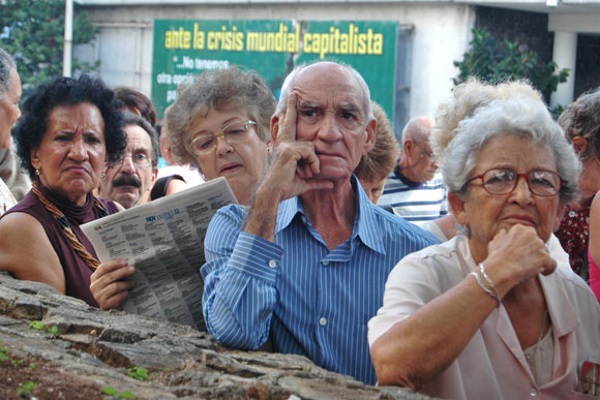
[553,266,596,293]
[150,174,186,200]
[0,209,46,242]
[546,267,600,315]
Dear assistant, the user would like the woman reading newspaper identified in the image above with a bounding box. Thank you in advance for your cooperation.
[90,66,275,310]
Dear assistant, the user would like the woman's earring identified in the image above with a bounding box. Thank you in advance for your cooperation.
[267,145,273,157]
[101,171,106,179]
[35,169,41,176]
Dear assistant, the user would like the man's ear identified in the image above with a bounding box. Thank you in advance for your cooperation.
[363,118,377,154]
[448,191,468,227]
[571,136,589,156]
[152,167,159,182]
[270,114,281,144]
[404,139,416,157]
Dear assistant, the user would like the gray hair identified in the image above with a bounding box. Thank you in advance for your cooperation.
[432,78,543,164]
[122,112,159,168]
[558,87,600,160]
[274,61,374,122]
[442,95,580,205]
[0,47,16,99]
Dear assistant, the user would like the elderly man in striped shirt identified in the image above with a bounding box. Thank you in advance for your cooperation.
[201,61,438,385]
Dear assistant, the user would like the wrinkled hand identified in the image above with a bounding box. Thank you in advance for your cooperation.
[90,259,136,310]
[260,92,334,201]
[484,225,556,289]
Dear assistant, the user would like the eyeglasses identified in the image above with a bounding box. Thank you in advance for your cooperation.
[413,141,434,159]
[190,120,257,155]
[467,168,566,197]
[108,153,152,169]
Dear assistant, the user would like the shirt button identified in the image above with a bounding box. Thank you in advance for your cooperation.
[268,259,277,269]
[319,317,327,326]
[301,216,307,224]
[568,210,576,218]
[322,260,329,266]
[529,388,538,396]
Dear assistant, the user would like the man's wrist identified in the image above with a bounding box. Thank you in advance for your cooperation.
[244,185,281,240]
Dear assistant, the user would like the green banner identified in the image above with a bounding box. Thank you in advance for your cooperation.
[152,19,398,121]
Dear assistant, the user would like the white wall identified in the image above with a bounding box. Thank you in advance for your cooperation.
[77,3,475,121]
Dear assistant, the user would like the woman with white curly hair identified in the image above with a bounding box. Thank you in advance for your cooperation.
[368,79,600,399]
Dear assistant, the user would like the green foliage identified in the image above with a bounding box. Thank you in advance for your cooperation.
[0,0,99,95]
[0,340,11,362]
[29,320,45,331]
[127,366,151,381]
[102,387,136,399]
[453,27,569,102]
[29,320,59,338]
[17,381,36,397]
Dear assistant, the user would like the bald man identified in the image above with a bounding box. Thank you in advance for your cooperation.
[200,61,438,385]
[377,116,448,226]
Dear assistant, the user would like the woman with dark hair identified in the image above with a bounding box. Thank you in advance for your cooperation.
[0,75,126,307]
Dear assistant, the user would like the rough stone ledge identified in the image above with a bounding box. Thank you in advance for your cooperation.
[0,272,433,399]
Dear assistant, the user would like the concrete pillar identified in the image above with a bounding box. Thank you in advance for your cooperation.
[550,30,577,108]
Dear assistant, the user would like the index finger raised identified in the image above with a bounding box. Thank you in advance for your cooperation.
[277,92,299,143]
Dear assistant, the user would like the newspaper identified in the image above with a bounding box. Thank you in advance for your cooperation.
[81,177,237,331]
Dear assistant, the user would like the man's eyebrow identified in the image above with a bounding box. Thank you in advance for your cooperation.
[339,103,361,112]
[131,146,150,154]
[297,100,321,109]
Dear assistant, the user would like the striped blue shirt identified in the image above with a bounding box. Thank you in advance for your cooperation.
[378,171,448,227]
[202,179,439,384]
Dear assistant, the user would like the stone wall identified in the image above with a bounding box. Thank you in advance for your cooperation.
[0,272,432,399]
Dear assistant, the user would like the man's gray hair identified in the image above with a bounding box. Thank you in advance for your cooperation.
[0,47,16,99]
[274,61,374,122]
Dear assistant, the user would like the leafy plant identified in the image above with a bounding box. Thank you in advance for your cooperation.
[0,0,99,97]
[17,381,36,397]
[127,366,150,381]
[102,387,135,399]
[0,340,11,362]
[47,325,59,338]
[29,320,59,338]
[29,320,45,331]
[453,27,569,103]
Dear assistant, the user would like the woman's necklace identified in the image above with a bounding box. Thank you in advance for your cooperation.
[32,181,106,271]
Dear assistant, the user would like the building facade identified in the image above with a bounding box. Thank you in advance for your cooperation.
[75,0,600,128]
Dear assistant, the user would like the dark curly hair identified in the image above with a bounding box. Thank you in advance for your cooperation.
[12,74,127,179]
